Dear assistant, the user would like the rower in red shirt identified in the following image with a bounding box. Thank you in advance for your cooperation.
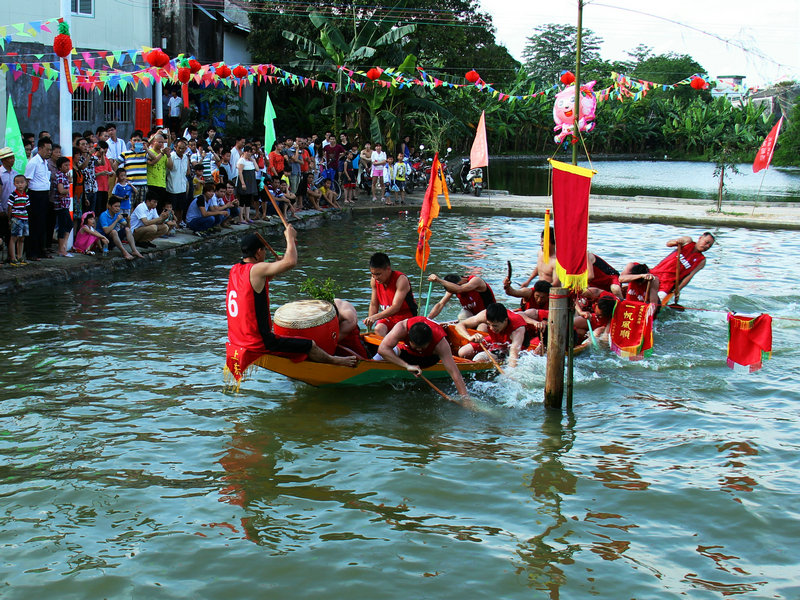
[649,232,715,301]
[455,303,529,367]
[588,252,623,299]
[426,272,496,320]
[619,262,659,305]
[363,252,418,336]
[377,316,470,403]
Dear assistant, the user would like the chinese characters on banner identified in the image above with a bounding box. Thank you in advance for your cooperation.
[609,300,655,360]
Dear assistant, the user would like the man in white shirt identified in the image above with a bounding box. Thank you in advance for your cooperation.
[229,137,245,178]
[0,146,17,258]
[104,123,128,166]
[130,195,169,247]
[166,139,191,227]
[24,137,53,260]
[167,90,183,134]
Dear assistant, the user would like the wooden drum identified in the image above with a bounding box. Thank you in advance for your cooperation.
[273,300,339,355]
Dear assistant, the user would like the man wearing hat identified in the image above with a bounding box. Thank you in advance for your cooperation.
[226,226,359,377]
[0,147,17,260]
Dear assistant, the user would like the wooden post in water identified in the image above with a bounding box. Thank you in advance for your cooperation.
[544,287,570,410]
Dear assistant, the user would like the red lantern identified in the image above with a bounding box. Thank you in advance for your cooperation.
[146,49,169,68]
[53,21,73,93]
[465,70,480,83]
[189,59,201,73]
[366,67,382,81]
[216,64,231,79]
[690,76,707,90]
[233,65,248,79]
[560,71,575,85]
[177,67,191,84]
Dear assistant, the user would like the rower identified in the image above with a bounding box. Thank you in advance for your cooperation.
[426,272,496,320]
[455,302,529,368]
[574,295,616,343]
[649,232,715,301]
[619,263,660,305]
[226,231,357,368]
[521,226,559,287]
[334,298,368,359]
[503,278,551,311]
[588,252,623,299]
[363,252,418,336]
[377,316,470,400]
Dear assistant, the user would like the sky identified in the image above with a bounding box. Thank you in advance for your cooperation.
[479,0,800,87]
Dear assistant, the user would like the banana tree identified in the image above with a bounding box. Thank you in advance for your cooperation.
[283,11,415,134]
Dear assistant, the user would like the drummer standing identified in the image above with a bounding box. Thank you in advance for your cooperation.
[226,229,357,367]
[363,252,418,336]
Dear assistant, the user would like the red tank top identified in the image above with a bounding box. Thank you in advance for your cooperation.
[651,243,704,291]
[457,276,496,313]
[626,268,650,303]
[487,310,527,348]
[399,316,446,357]
[375,270,417,319]
[227,262,270,352]
[589,254,620,291]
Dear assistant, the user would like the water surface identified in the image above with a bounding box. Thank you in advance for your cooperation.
[1,215,799,599]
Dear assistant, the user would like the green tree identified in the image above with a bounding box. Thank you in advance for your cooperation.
[772,91,800,166]
[522,24,603,87]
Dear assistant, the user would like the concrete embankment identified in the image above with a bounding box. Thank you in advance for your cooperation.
[2,192,797,295]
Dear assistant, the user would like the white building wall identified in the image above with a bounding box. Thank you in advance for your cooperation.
[3,1,151,50]
[223,33,253,122]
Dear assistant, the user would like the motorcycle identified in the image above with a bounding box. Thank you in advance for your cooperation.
[457,157,483,197]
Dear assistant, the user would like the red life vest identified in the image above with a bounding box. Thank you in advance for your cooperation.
[651,242,705,292]
[226,262,273,380]
[457,276,496,314]
[375,270,417,319]
[399,316,446,357]
[486,310,528,350]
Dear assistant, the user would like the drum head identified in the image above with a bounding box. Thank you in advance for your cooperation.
[274,299,336,328]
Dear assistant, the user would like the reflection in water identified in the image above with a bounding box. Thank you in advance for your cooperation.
[515,411,578,599]
[592,441,650,491]
[717,440,759,500]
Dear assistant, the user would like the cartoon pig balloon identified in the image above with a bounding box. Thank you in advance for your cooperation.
[553,81,597,143]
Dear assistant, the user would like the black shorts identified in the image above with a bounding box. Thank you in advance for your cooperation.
[398,349,439,368]
[56,209,73,238]
[168,191,189,212]
[263,332,313,356]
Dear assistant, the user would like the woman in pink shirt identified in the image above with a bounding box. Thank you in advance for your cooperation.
[94,140,114,212]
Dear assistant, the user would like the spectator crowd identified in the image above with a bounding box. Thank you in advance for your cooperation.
[0,123,418,266]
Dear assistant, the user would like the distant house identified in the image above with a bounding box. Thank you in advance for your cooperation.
[711,75,747,106]
[750,84,800,119]
[1,0,254,147]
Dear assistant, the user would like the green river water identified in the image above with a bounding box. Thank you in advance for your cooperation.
[1,214,799,599]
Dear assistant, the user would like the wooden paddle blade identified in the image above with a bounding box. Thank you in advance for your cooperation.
[507,260,512,279]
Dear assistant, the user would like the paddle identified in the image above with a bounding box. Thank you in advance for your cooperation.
[507,260,512,281]
[255,232,280,260]
[478,341,506,376]
[670,243,686,311]
[419,373,458,405]
[424,281,434,315]
[264,188,290,229]
[586,322,600,349]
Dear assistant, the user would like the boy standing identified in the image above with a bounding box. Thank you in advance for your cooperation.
[54,157,74,257]
[8,174,30,265]
[111,167,136,220]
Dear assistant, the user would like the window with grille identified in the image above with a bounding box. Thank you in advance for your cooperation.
[71,0,93,16]
[72,87,92,122]
[103,87,131,123]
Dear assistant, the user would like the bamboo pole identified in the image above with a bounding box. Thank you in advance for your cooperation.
[479,341,506,376]
[544,287,570,410]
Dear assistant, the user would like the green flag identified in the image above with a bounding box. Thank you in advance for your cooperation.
[264,92,276,153]
[5,96,27,173]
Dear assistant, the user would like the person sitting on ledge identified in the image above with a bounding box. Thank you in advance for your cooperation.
[130,194,169,248]
[98,196,142,260]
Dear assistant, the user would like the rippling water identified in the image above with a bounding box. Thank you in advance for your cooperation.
[2,215,799,599]
[487,159,800,203]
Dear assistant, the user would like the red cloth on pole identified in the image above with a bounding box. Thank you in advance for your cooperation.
[609,300,654,360]
[549,159,594,290]
[727,313,772,372]
[753,118,783,173]
[135,98,152,135]
[416,152,448,270]
[470,111,488,168]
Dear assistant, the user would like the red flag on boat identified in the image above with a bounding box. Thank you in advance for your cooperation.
[753,117,783,173]
[416,152,449,271]
[470,110,489,169]
[608,300,655,360]
[727,313,772,372]
[548,159,595,290]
